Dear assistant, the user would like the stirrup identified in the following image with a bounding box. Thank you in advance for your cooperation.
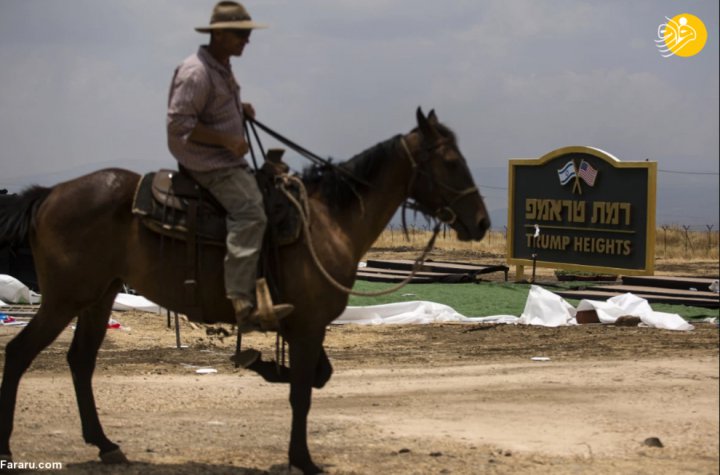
[254,278,293,331]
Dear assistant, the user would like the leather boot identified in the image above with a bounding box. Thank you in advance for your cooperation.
[232,298,293,333]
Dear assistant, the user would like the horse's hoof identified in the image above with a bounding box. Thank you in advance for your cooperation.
[289,462,324,474]
[100,447,129,464]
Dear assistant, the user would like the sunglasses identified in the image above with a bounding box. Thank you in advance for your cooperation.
[228,29,251,40]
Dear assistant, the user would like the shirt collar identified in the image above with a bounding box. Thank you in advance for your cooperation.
[198,45,232,75]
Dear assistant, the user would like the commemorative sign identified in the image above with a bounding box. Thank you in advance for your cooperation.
[507,146,656,276]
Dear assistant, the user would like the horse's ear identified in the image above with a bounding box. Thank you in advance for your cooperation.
[416,106,437,138]
[427,109,439,126]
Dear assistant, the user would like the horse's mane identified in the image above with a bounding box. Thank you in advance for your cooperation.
[301,135,402,209]
[299,122,457,209]
[0,186,52,246]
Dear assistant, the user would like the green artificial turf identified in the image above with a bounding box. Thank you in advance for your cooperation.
[348,281,717,320]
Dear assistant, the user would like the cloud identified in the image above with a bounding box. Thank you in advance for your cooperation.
[0,0,716,224]
[491,68,716,161]
[0,47,168,179]
[454,0,600,55]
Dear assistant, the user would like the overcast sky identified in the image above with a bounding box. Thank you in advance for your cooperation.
[0,0,717,227]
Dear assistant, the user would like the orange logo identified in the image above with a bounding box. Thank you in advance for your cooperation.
[656,13,708,58]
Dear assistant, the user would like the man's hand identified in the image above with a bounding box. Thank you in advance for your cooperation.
[242,102,256,120]
[189,124,249,157]
[225,135,249,157]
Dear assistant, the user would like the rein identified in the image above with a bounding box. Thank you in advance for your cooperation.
[245,121,471,298]
[246,117,372,188]
[279,174,442,297]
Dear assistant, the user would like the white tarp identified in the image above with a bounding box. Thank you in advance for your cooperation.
[334,285,694,331]
[112,293,161,313]
[518,285,577,327]
[335,301,476,325]
[0,274,40,304]
[0,276,695,331]
[0,275,160,312]
[576,292,694,331]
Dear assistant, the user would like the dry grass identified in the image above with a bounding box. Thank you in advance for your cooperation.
[370,225,719,265]
[370,226,508,257]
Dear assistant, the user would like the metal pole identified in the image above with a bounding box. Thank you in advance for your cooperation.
[174,312,181,349]
[234,331,242,368]
[531,224,540,284]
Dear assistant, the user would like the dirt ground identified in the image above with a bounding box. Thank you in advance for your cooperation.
[0,307,718,474]
[1,256,718,474]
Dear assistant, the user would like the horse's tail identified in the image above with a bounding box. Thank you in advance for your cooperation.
[0,186,53,246]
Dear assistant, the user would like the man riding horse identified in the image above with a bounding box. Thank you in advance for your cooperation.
[0,3,490,472]
[167,1,293,346]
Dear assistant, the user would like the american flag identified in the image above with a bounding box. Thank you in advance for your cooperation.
[578,160,598,186]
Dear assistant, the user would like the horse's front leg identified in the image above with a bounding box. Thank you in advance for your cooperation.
[287,339,324,474]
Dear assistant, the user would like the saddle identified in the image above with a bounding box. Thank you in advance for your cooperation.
[132,168,226,245]
[130,153,303,319]
[131,158,302,247]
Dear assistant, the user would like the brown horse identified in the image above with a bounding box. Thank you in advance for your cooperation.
[0,108,489,474]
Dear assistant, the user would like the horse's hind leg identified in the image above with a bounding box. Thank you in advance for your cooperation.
[66,280,127,464]
[0,303,77,458]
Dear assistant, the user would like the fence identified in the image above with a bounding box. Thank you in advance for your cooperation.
[657,225,719,260]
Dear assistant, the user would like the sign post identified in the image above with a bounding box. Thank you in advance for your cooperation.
[507,146,656,278]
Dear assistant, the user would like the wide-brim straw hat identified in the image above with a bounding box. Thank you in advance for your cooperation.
[195,1,268,33]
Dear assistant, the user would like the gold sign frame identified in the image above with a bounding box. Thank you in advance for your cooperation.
[507,146,657,278]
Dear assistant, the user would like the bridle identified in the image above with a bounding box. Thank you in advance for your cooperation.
[399,136,478,226]
[246,117,477,227]
[245,120,480,300]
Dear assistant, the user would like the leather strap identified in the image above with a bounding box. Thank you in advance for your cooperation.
[184,200,200,317]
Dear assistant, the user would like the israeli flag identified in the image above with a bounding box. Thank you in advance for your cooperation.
[557,161,576,186]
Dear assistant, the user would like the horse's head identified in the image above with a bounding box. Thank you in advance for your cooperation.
[406,107,490,241]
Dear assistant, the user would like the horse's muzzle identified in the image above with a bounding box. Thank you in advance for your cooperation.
[472,216,491,241]
[455,215,490,241]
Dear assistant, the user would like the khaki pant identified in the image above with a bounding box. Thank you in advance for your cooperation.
[189,166,266,301]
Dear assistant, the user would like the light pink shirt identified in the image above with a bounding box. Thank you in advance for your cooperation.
[167,46,247,171]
